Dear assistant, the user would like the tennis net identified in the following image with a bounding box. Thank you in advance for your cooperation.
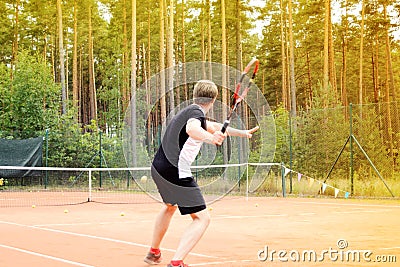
[0,166,156,207]
[0,163,285,207]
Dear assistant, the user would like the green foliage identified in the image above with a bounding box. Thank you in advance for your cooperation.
[0,1,12,62]
[0,63,11,132]
[351,104,394,179]
[46,116,125,168]
[0,51,60,139]
[270,105,291,164]
[294,106,349,178]
[0,52,125,168]
[263,81,396,183]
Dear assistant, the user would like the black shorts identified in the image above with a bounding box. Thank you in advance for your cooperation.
[151,165,206,215]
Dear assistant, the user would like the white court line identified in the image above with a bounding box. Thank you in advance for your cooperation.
[190,259,256,266]
[293,200,400,209]
[33,221,128,227]
[33,219,153,227]
[0,244,94,267]
[333,209,392,214]
[298,212,316,216]
[380,247,400,250]
[0,220,220,260]
[213,214,287,220]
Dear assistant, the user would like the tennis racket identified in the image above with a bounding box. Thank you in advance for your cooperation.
[221,58,259,133]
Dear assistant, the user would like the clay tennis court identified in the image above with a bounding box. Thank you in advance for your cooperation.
[0,195,399,267]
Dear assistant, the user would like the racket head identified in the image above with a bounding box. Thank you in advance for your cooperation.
[232,58,260,105]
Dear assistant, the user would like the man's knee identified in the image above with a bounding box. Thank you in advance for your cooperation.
[192,209,210,226]
[165,203,178,214]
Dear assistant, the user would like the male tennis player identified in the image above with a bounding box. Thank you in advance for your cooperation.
[144,80,259,267]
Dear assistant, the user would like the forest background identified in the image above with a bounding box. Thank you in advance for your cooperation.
[0,0,399,196]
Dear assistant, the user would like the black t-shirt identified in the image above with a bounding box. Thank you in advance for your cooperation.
[152,104,206,179]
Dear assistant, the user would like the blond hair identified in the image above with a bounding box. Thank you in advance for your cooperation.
[193,80,218,105]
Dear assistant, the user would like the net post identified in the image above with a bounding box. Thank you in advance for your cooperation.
[88,169,92,202]
[99,131,103,188]
[281,162,286,197]
[246,163,249,201]
[45,129,49,189]
[349,103,354,195]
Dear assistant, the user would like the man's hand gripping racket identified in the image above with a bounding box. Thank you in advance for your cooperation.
[221,58,260,134]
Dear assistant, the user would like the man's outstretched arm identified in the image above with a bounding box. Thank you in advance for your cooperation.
[206,120,259,138]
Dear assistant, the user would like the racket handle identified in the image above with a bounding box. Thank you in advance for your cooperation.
[221,120,230,134]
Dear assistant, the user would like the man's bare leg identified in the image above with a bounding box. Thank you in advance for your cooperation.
[151,204,177,249]
[171,209,210,261]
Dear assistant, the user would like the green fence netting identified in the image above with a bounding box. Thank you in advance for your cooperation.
[0,137,43,177]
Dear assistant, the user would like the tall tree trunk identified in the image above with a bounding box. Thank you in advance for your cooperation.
[57,0,67,115]
[235,0,242,72]
[65,31,69,103]
[221,0,228,166]
[341,40,348,107]
[288,0,296,117]
[11,0,20,77]
[372,35,383,145]
[159,0,167,126]
[88,3,97,122]
[341,0,348,108]
[359,0,365,105]
[372,39,379,104]
[280,0,288,110]
[201,0,206,78]
[167,0,174,116]
[43,34,47,63]
[206,0,212,78]
[73,0,79,119]
[323,0,330,104]
[221,0,227,111]
[173,3,180,105]
[147,12,151,86]
[285,17,291,110]
[131,0,137,166]
[79,47,84,123]
[122,0,129,112]
[146,12,153,151]
[306,51,312,110]
[181,0,188,100]
[51,35,56,82]
[328,3,336,96]
[8,0,19,110]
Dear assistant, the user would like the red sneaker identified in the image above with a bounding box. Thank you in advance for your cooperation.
[144,251,162,265]
[166,263,189,267]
